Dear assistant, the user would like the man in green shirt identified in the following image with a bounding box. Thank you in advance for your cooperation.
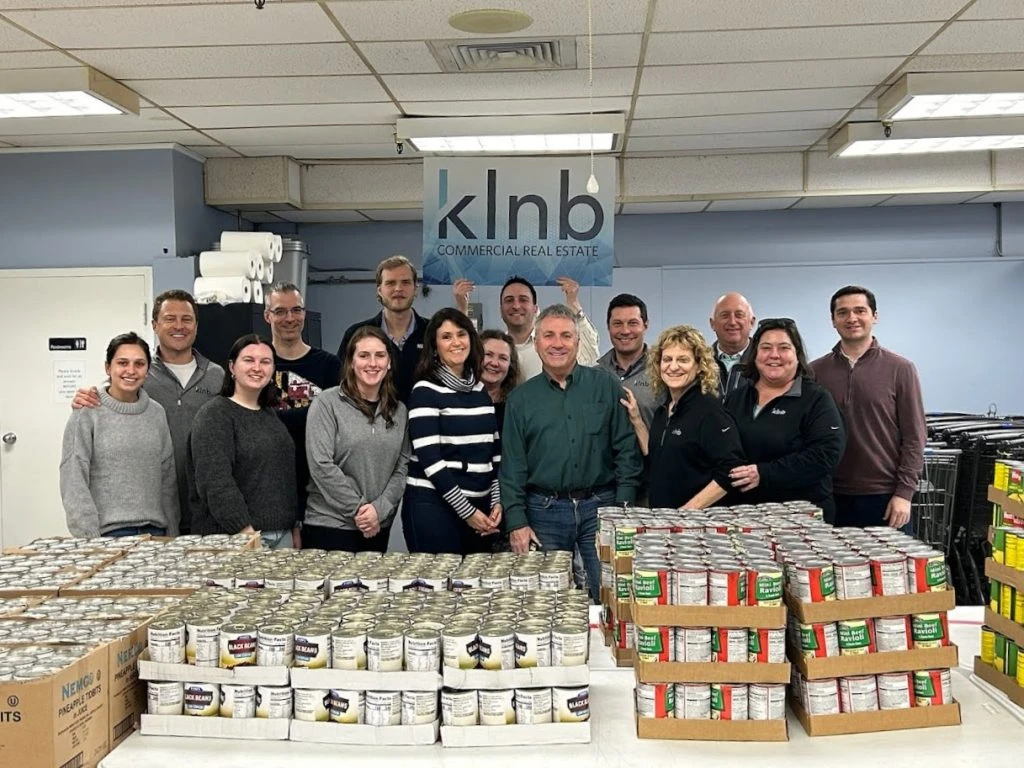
[500,304,643,601]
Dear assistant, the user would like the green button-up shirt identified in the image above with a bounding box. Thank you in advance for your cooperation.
[499,363,643,531]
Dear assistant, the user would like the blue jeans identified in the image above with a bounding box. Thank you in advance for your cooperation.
[833,493,912,534]
[402,486,495,555]
[526,487,615,603]
[104,525,166,538]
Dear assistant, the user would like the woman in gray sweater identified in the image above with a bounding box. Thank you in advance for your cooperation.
[188,334,297,548]
[60,332,178,538]
[304,326,410,552]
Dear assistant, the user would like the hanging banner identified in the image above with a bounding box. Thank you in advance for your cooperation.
[421,156,615,286]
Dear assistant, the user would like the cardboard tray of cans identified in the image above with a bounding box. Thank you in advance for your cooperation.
[441,721,591,747]
[788,644,960,680]
[290,719,439,746]
[598,546,632,574]
[985,608,1024,649]
[989,485,1024,520]
[973,655,1024,709]
[632,603,787,629]
[783,590,955,624]
[788,695,962,737]
[634,713,788,742]
[599,588,633,623]
[443,665,590,689]
[289,668,442,692]
[634,661,790,685]
[603,629,634,667]
[137,650,290,686]
[140,713,290,740]
[986,558,1024,594]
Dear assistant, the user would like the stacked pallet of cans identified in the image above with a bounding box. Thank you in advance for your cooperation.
[597,519,634,667]
[783,526,961,736]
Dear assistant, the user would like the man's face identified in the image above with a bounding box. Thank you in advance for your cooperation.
[500,282,538,332]
[710,296,755,350]
[608,306,647,357]
[832,293,877,342]
[377,265,416,312]
[152,299,197,355]
[536,316,579,377]
[264,289,306,344]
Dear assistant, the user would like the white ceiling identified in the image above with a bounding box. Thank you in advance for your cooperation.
[2,0,1024,219]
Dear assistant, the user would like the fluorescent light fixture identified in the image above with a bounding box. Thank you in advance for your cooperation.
[396,113,624,154]
[829,118,1024,157]
[879,72,1024,121]
[0,66,139,119]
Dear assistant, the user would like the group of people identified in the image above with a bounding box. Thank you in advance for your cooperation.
[59,253,927,602]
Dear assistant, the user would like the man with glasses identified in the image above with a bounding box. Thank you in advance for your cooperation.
[598,293,655,427]
[265,282,342,548]
[709,292,756,399]
[810,285,925,529]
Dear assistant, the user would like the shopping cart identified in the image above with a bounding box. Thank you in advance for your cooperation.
[910,446,961,553]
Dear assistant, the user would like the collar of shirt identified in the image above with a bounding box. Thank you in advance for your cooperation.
[544,363,579,390]
[717,345,747,365]
[381,312,416,348]
[612,346,648,378]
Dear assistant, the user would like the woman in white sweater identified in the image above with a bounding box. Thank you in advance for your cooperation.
[60,332,178,538]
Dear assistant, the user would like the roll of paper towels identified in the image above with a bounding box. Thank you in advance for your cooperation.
[220,232,283,263]
[263,260,275,285]
[194,276,252,305]
[251,280,264,305]
[255,257,266,283]
[198,250,257,279]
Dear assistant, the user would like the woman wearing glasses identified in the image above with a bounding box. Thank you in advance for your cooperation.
[724,318,846,519]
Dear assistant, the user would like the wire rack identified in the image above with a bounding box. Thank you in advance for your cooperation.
[910,446,961,553]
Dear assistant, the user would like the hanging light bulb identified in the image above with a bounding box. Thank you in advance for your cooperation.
[586,174,599,193]
[585,0,598,195]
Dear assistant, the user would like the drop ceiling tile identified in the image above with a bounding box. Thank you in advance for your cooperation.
[0,107,187,135]
[968,191,1024,203]
[169,103,399,130]
[653,0,967,30]
[706,197,802,211]
[185,144,243,158]
[793,194,893,208]
[641,58,905,95]
[385,67,636,101]
[361,208,423,221]
[5,4,342,48]
[578,34,643,69]
[0,50,78,68]
[210,124,391,146]
[274,210,369,223]
[0,17,46,50]
[646,24,939,66]
[238,211,289,224]
[631,110,845,137]
[403,96,630,116]
[627,130,823,152]
[960,0,1024,20]
[0,129,217,146]
[128,76,387,107]
[634,87,873,119]
[877,192,983,206]
[923,20,1024,54]
[0,0,266,6]
[74,43,368,80]
[232,143,406,159]
[901,52,1024,73]
[329,0,649,41]
[620,201,708,214]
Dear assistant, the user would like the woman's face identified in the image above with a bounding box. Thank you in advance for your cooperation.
[105,344,149,396]
[436,320,470,372]
[659,342,697,395]
[352,337,390,392]
[481,338,512,388]
[755,329,799,387]
[229,343,275,395]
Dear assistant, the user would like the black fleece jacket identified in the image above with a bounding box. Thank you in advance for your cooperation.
[338,310,428,404]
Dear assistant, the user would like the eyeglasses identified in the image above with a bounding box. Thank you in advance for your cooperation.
[268,307,306,318]
[758,317,796,328]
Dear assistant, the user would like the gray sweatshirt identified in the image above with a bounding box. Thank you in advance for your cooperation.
[305,387,410,531]
[60,389,179,537]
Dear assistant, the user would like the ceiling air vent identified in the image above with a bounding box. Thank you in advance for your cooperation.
[428,36,577,73]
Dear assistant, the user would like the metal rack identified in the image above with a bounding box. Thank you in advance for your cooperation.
[910,446,961,554]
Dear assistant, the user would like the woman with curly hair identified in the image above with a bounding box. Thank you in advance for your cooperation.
[621,324,745,509]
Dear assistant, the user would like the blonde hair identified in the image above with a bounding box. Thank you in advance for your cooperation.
[647,325,720,398]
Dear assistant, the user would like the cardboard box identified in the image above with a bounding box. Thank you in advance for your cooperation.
[289,668,441,692]
[984,607,1024,648]
[634,661,790,684]
[443,666,589,689]
[783,590,955,624]
[60,587,195,598]
[440,721,590,747]
[973,655,1024,708]
[990,485,1024,521]
[789,695,961,737]
[0,643,110,768]
[632,603,786,629]
[985,558,1024,594]
[788,644,960,680]
[139,714,289,740]
[137,651,290,686]
[290,719,438,745]
[105,621,151,748]
[635,714,788,742]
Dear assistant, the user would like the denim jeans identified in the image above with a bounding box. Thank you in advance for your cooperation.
[261,529,293,550]
[526,487,616,603]
[104,525,167,538]
[402,486,495,555]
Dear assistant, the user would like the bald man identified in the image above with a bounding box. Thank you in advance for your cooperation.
[709,292,756,398]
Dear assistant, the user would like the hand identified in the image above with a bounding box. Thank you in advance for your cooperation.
[453,279,474,314]
[355,504,381,538]
[619,387,641,425]
[510,526,541,553]
[291,526,302,549]
[488,503,503,529]
[884,496,912,529]
[72,386,101,410]
[466,510,499,536]
[555,276,582,312]
[240,525,256,534]
[729,464,761,492]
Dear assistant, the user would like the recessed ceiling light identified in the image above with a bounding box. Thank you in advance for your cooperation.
[879,72,1024,121]
[448,9,533,35]
[829,117,1024,157]
[397,114,625,155]
[0,66,138,119]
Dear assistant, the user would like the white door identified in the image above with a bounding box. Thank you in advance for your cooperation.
[0,268,152,548]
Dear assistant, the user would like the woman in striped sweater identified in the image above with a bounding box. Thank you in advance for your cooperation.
[403,308,502,554]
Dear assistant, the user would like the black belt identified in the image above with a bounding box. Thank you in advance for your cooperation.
[527,484,613,501]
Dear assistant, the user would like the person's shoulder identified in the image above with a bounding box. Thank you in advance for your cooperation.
[809,350,835,369]
[876,344,918,371]
[196,395,229,419]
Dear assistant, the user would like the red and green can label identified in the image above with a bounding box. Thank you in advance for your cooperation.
[911,613,949,648]
[746,568,783,606]
[636,625,671,662]
[633,569,670,605]
[838,619,875,655]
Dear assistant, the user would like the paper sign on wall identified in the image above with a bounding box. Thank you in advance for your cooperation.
[421,156,616,286]
[54,361,87,404]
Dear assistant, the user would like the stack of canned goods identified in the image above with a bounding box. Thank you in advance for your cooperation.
[979,624,1024,689]
[0,550,115,591]
[792,668,953,714]
[73,549,241,591]
[292,686,440,726]
[790,612,950,658]
[0,644,93,681]
[0,597,37,617]
[16,533,254,553]
[634,625,785,664]
[992,527,1024,570]
[148,680,294,721]
[22,595,181,621]
[450,551,574,592]
[441,685,590,726]
[636,681,786,721]
[0,617,143,645]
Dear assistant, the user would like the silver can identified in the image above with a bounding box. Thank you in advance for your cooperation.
[147,681,184,715]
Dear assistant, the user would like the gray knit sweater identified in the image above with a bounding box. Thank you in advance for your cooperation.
[304,388,410,531]
[60,389,179,537]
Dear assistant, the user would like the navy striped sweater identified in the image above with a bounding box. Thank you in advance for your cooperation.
[406,368,501,519]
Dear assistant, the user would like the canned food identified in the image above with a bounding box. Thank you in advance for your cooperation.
[366,627,404,672]
[673,683,711,720]
[514,687,552,724]
[674,627,712,663]
[219,684,256,718]
[981,626,997,666]
[636,682,674,719]
[712,627,748,663]
[256,685,292,719]
[257,623,294,667]
[708,564,746,606]
[183,682,220,717]
[907,550,947,593]
[711,683,748,720]
[637,625,672,663]
[839,675,879,713]
[614,620,634,650]
[1005,641,1019,678]
[401,690,438,725]
[552,685,590,722]
[403,628,440,672]
[748,628,785,664]
[804,678,840,715]
[514,626,552,668]
[148,681,184,715]
[996,632,1007,669]
[294,624,331,669]
[791,560,837,603]
[443,628,480,670]
[838,619,876,655]
[148,618,187,664]
[911,613,949,649]
[219,623,257,669]
[293,688,331,722]
[799,622,840,659]
[633,563,671,605]
[478,627,516,670]
[365,690,402,726]
[478,688,515,726]
[551,624,588,667]
[441,688,478,726]
[913,669,952,706]
[833,556,873,600]
[877,672,913,710]
[186,616,221,667]
[870,553,908,596]
[874,616,911,653]
[672,563,708,606]
[330,626,367,671]
[748,683,785,720]
[745,563,783,607]
[328,689,364,724]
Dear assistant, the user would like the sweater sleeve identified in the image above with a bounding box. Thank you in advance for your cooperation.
[407,384,479,520]
[373,426,411,527]
[490,417,502,508]
[305,396,366,516]
[499,394,530,531]
[893,360,927,501]
[576,312,600,366]
[758,389,846,491]
[159,420,180,536]
[190,403,253,534]
[698,406,747,490]
[59,411,101,538]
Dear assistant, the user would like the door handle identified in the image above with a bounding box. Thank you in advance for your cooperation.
[1,432,16,445]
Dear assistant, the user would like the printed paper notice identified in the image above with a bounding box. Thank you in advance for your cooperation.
[54,361,87,404]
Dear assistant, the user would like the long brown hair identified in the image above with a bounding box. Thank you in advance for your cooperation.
[219,334,279,407]
[342,326,400,427]
[480,329,519,402]
[414,307,484,384]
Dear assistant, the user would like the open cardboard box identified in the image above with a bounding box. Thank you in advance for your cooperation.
[137,650,290,686]
[985,558,1024,593]
[441,721,590,747]
[788,644,960,680]
[783,589,955,624]
[598,547,633,574]
[789,695,961,737]
[989,485,1024,521]
[973,655,1024,708]
[291,719,439,745]
[60,586,196,597]
[140,714,289,740]
[635,712,788,742]
[443,666,589,689]
[290,668,441,691]
[634,661,790,684]
[632,602,786,629]
[984,607,1024,648]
